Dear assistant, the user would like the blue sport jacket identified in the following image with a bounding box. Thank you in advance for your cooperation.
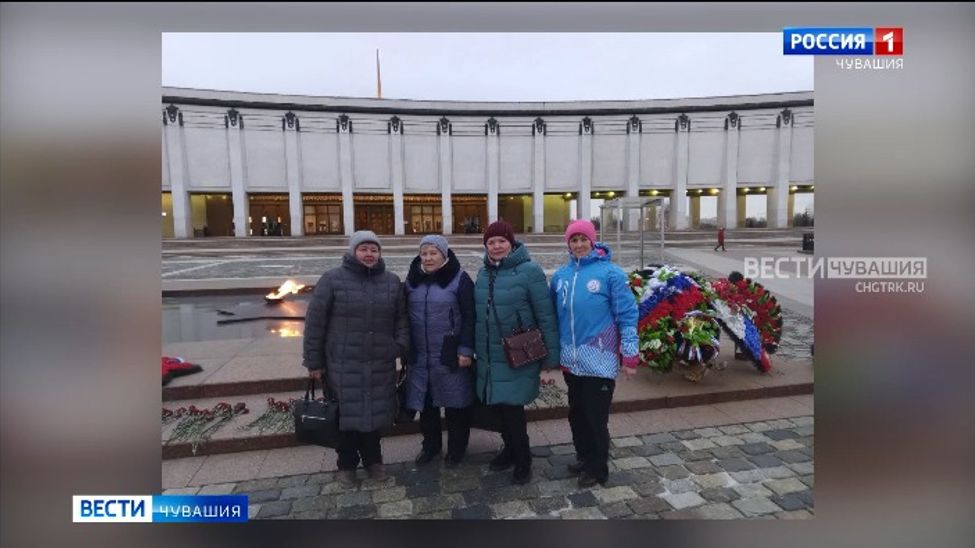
[550,243,639,379]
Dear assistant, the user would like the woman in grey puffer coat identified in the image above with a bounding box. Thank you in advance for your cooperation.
[404,235,476,468]
[303,230,410,487]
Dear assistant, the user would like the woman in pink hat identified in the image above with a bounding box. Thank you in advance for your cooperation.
[549,219,640,487]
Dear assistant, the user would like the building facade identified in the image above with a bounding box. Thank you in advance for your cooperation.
[161,87,814,238]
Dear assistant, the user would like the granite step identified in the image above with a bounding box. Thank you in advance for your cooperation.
[162,335,812,403]
[161,337,813,459]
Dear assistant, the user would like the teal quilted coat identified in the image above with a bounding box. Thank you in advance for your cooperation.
[473,242,560,405]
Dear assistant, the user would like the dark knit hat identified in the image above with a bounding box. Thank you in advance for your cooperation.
[483,220,515,247]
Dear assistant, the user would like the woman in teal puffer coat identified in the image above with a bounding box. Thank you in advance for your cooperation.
[473,220,559,485]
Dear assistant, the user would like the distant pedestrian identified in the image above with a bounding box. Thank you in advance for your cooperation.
[714,227,726,252]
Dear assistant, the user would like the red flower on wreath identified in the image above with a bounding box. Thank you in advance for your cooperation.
[714,277,783,352]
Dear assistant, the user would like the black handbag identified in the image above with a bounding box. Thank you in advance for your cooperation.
[394,363,416,424]
[440,309,460,370]
[441,334,460,370]
[292,378,340,448]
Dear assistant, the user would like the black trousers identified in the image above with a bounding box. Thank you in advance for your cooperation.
[564,371,615,481]
[336,429,382,471]
[419,390,472,458]
[714,242,726,251]
[492,404,531,468]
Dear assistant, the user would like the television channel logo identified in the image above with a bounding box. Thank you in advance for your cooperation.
[73,495,248,523]
[784,27,903,55]
[73,496,152,523]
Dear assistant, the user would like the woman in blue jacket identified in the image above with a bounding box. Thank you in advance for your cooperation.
[404,235,476,468]
[550,219,640,487]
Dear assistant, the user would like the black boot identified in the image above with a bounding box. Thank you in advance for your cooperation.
[489,446,514,471]
[414,448,440,466]
[444,453,464,469]
[512,464,532,485]
[577,470,606,488]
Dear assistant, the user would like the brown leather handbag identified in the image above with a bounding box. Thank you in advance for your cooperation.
[502,327,549,368]
[492,304,548,369]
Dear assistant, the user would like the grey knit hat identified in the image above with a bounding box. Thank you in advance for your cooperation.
[349,230,381,253]
[419,234,449,259]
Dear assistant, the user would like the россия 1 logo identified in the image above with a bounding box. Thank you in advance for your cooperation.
[783,27,903,55]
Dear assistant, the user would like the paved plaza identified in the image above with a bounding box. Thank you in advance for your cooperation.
[164,399,813,520]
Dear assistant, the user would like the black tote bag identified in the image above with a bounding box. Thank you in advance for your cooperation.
[292,378,341,448]
[394,363,417,424]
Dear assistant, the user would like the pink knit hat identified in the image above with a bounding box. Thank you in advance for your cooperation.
[564,219,597,246]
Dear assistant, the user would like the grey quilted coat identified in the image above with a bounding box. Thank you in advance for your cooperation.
[302,254,410,432]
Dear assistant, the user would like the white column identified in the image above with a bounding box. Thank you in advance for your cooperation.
[487,119,501,224]
[787,192,795,227]
[769,108,793,229]
[226,109,249,238]
[625,116,641,230]
[337,115,355,236]
[163,105,192,238]
[719,112,740,229]
[670,114,690,230]
[282,112,304,236]
[437,117,453,235]
[531,118,545,233]
[578,117,593,222]
[389,117,406,236]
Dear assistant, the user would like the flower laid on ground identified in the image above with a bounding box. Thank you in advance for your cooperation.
[676,311,721,364]
[636,317,679,371]
[711,276,783,353]
[628,266,717,376]
[673,311,723,383]
[240,396,299,435]
[627,265,784,380]
[709,298,772,373]
[743,315,772,373]
[162,407,178,425]
[161,356,204,386]
[528,377,567,409]
[162,401,249,455]
[686,271,714,294]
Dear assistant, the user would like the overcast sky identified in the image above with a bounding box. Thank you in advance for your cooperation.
[162,33,812,101]
[162,33,814,217]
